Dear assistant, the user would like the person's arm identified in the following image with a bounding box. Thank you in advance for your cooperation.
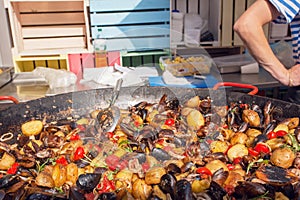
[234,0,290,86]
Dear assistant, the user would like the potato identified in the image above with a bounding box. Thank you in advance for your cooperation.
[186,109,205,130]
[227,144,248,162]
[145,167,166,185]
[242,110,260,127]
[210,141,229,153]
[115,169,133,192]
[270,147,296,168]
[273,124,289,133]
[224,171,244,187]
[230,132,248,145]
[205,160,228,174]
[191,179,210,193]
[181,107,194,116]
[184,96,200,108]
[0,152,15,170]
[132,179,152,200]
[66,163,78,185]
[152,185,167,200]
[21,120,43,136]
[52,164,67,187]
[36,172,55,188]
[280,117,299,130]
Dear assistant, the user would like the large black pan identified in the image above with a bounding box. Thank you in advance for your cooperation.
[1,85,300,140]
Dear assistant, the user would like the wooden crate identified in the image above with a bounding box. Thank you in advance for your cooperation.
[171,0,221,47]
[14,54,69,72]
[171,0,269,48]
[121,50,170,67]
[221,0,269,47]
[68,52,121,78]
[89,0,170,51]
[8,0,91,55]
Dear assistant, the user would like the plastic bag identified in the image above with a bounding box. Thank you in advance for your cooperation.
[33,67,77,89]
[271,40,295,69]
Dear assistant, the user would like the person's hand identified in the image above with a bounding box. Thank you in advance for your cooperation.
[288,64,300,87]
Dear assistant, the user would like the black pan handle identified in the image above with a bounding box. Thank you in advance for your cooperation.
[213,82,259,95]
[0,96,19,104]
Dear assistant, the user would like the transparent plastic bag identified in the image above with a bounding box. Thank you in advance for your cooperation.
[33,67,77,89]
[272,40,295,69]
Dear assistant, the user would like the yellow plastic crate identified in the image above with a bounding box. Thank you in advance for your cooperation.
[14,55,69,72]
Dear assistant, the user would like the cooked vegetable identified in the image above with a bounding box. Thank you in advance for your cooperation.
[270,147,296,168]
[227,144,248,161]
[21,120,43,136]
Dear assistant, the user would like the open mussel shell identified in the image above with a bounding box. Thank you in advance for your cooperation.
[0,175,19,190]
[232,181,274,199]
[22,186,68,200]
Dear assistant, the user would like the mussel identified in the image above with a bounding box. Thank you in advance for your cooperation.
[159,173,177,199]
[76,173,101,193]
[97,192,117,200]
[175,179,194,200]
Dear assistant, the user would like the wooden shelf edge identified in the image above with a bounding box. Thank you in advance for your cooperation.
[10,0,83,2]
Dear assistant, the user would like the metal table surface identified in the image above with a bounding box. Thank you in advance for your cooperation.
[0,67,282,110]
[220,67,281,89]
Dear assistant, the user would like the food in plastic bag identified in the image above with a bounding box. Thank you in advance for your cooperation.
[32,67,77,89]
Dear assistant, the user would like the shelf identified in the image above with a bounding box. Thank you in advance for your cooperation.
[17,48,92,57]
[10,0,83,2]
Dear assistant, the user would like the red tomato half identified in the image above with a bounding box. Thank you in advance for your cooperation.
[164,118,175,126]
[248,147,260,157]
[73,146,85,161]
[233,157,242,164]
[267,131,277,140]
[196,167,212,176]
[7,163,19,174]
[56,156,68,166]
[275,130,288,137]
[254,143,270,154]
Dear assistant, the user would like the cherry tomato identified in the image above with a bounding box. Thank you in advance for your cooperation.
[97,175,116,194]
[233,157,242,164]
[267,131,277,140]
[276,130,288,137]
[56,156,68,166]
[73,146,85,161]
[254,143,270,154]
[227,164,234,170]
[7,163,19,174]
[164,118,175,126]
[70,134,80,141]
[248,147,260,157]
[196,167,212,176]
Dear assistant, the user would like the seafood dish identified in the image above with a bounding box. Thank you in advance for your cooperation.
[0,88,299,200]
